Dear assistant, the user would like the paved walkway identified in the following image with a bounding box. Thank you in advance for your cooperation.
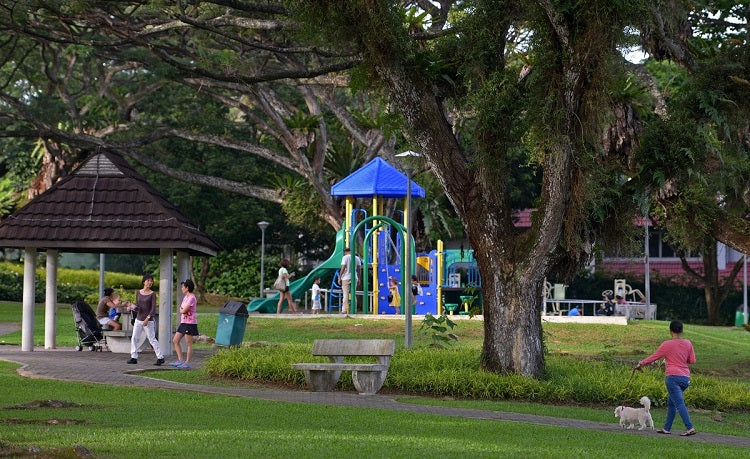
[0,345,748,448]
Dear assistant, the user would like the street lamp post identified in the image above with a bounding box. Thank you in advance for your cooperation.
[258,221,270,298]
[396,150,420,349]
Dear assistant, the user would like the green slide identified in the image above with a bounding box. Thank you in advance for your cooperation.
[246,229,347,313]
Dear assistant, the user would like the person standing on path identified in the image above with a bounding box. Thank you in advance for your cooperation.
[127,274,165,366]
[636,320,697,436]
[171,279,198,369]
[339,248,361,314]
[276,259,297,314]
[310,277,322,315]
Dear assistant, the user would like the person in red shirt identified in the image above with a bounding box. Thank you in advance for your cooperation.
[636,320,697,436]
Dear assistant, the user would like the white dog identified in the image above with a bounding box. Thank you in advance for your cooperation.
[614,396,654,430]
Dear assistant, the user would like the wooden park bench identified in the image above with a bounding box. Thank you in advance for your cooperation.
[292,339,395,395]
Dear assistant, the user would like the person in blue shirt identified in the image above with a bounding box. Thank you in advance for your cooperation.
[568,305,580,316]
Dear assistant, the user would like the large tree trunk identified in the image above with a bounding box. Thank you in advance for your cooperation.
[478,252,545,375]
[702,244,721,325]
[366,9,580,378]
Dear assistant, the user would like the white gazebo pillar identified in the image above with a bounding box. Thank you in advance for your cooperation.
[176,251,190,308]
[99,253,106,299]
[45,250,59,349]
[21,247,37,352]
[159,248,174,356]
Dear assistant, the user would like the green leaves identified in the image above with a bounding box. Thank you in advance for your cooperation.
[419,313,458,348]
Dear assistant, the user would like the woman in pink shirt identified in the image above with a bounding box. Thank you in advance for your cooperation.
[636,320,697,436]
[171,279,199,369]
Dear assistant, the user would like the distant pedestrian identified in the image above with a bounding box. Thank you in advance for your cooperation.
[567,305,580,317]
[127,274,164,366]
[311,277,322,314]
[171,279,198,369]
[388,276,401,314]
[636,320,697,436]
[339,248,362,314]
[276,259,297,314]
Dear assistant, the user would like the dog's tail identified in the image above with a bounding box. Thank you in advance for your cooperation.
[640,396,651,411]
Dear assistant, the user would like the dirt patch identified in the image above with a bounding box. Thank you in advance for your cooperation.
[3,400,84,410]
[1,418,90,425]
[0,443,95,458]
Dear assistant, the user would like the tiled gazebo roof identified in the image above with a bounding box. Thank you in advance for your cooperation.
[0,151,220,256]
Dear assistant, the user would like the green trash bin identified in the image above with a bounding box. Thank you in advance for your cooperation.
[736,310,745,327]
[216,301,248,346]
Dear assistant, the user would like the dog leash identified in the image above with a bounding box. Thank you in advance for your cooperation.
[623,366,637,392]
[618,366,638,407]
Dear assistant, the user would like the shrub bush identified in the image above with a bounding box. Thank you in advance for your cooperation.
[0,271,23,301]
[205,343,750,410]
[204,249,280,299]
[0,261,144,303]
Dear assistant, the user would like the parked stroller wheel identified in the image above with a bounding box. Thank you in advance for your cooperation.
[75,345,82,351]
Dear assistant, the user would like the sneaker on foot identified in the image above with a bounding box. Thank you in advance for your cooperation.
[178,362,191,369]
[154,358,165,366]
[169,360,183,367]
[126,358,137,364]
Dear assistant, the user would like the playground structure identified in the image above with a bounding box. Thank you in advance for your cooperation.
[542,278,656,319]
[246,229,346,313]
[248,158,650,318]
[246,157,484,315]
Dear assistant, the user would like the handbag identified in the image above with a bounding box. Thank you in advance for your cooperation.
[273,276,286,291]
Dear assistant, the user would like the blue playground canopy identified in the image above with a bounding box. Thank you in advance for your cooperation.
[330,157,425,198]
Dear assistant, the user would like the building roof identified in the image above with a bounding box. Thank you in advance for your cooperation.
[0,151,220,256]
[330,157,425,198]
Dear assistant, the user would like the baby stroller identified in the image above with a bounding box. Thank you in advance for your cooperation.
[71,300,106,351]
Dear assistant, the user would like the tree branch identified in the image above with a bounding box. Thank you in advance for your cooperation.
[118,148,282,202]
[679,253,704,281]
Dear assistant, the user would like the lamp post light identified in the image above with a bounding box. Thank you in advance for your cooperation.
[396,150,421,349]
[258,221,270,298]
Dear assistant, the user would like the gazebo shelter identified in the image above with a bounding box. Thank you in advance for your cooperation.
[0,151,220,354]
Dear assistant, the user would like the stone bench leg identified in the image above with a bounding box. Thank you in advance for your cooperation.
[304,369,342,392]
[351,370,387,395]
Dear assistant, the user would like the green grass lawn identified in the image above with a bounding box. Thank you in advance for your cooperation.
[1,302,749,457]
[0,361,745,458]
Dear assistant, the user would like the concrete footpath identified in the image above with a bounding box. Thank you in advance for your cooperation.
[0,345,748,449]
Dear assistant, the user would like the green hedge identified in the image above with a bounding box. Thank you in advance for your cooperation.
[204,344,750,410]
[0,262,145,303]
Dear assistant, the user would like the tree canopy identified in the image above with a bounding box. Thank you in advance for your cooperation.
[0,1,748,377]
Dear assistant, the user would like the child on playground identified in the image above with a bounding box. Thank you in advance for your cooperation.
[388,276,401,314]
[311,277,322,314]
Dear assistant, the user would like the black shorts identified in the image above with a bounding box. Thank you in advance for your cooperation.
[176,323,199,336]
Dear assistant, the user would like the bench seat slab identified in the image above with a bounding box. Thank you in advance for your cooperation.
[292,339,395,395]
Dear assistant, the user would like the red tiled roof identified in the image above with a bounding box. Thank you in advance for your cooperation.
[0,151,219,256]
[598,259,744,288]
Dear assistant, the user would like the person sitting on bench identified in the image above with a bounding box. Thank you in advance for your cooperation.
[96,288,124,331]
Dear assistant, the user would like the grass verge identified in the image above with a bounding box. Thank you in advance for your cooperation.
[0,361,746,458]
